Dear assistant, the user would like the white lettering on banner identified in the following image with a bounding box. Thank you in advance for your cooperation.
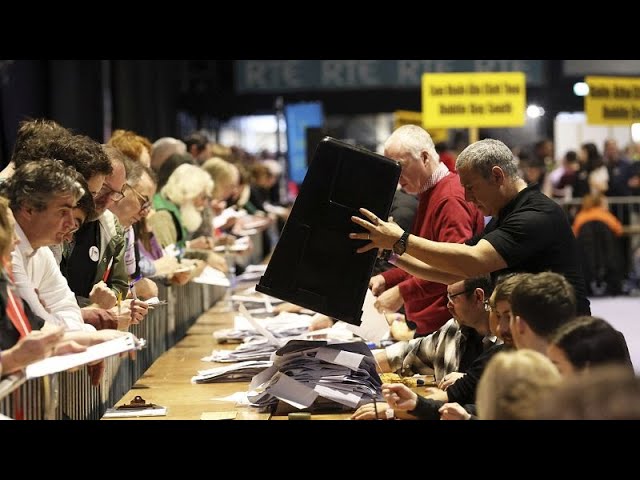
[396,60,454,85]
[244,60,302,89]
[321,60,381,87]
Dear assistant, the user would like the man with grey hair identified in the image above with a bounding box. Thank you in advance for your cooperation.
[3,159,92,331]
[351,138,590,316]
[151,137,187,171]
[369,125,484,336]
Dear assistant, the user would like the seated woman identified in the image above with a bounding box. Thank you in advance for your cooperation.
[546,315,633,377]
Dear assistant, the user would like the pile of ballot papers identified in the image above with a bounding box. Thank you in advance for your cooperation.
[247,340,382,413]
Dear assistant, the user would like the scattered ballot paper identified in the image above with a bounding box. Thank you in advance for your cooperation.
[342,289,389,343]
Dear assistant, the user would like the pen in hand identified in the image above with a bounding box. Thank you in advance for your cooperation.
[102,256,114,282]
[117,291,122,316]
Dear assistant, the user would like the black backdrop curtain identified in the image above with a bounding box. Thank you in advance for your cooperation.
[110,60,184,141]
[0,60,185,168]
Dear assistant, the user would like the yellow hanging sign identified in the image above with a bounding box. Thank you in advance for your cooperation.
[585,76,640,125]
[421,72,526,128]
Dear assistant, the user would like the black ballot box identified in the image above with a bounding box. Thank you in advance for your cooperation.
[256,137,400,325]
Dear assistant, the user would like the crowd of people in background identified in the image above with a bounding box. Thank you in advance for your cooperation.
[1,118,639,420]
[0,120,291,385]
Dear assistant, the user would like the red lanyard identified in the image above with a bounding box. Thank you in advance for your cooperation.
[4,265,30,338]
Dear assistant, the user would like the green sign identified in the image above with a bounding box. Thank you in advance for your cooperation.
[234,60,545,93]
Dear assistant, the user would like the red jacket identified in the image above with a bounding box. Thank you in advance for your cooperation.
[381,173,483,335]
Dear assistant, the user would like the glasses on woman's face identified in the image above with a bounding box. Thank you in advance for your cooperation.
[127,184,151,212]
[98,182,125,202]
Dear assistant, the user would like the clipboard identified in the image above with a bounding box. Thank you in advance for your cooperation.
[103,395,167,418]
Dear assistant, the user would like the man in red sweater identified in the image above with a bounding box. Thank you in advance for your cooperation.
[370,125,483,336]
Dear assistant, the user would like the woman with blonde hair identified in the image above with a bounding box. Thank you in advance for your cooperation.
[476,349,561,420]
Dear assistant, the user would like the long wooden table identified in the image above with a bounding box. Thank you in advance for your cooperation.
[105,305,273,420]
[105,304,359,420]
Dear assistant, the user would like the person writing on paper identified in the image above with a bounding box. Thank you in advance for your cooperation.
[0,195,87,360]
[108,157,158,300]
[61,147,148,325]
[0,194,128,385]
[193,157,242,244]
[149,163,228,273]
[50,179,119,330]
[61,146,128,302]
[350,138,590,316]
[368,125,484,336]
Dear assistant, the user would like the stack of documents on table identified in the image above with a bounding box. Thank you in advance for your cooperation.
[191,360,273,384]
[205,338,277,363]
[213,312,313,343]
[247,340,382,413]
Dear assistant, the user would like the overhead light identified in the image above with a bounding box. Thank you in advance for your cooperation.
[526,104,545,119]
[632,123,640,143]
[573,82,590,97]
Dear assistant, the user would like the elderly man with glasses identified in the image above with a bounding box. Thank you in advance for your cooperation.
[109,157,159,300]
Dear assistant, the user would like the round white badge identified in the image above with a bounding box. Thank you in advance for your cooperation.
[89,246,100,262]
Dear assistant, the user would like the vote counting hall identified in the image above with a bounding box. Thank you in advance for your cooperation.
[1,59,640,421]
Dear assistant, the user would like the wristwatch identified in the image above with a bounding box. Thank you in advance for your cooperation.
[392,230,410,255]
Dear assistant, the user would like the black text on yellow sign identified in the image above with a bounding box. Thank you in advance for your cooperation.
[585,76,640,125]
[421,72,526,128]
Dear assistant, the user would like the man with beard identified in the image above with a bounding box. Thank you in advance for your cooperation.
[148,163,227,272]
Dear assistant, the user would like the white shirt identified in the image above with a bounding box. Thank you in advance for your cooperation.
[11,221,93,332]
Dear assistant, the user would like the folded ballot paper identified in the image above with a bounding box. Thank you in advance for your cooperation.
[25,333,145,379]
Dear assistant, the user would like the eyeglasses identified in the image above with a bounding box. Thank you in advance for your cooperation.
[126,184,152,212]
[447,289,472,303]
[97,182,125,202]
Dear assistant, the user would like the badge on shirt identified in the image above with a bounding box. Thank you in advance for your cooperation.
[89,245,100,262]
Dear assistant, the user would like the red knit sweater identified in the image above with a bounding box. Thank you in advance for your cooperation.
[381,173,484,335]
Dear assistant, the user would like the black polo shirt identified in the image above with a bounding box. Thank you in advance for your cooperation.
[467,185,590,315]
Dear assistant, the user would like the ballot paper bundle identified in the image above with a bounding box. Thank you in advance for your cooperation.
[213,312,313,344]
[247,340,382,413]
[191,360,273,384]
[205,338,276,363]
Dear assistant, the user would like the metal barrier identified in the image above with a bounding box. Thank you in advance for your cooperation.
[0,280,226,420]
[556,195,640,274]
